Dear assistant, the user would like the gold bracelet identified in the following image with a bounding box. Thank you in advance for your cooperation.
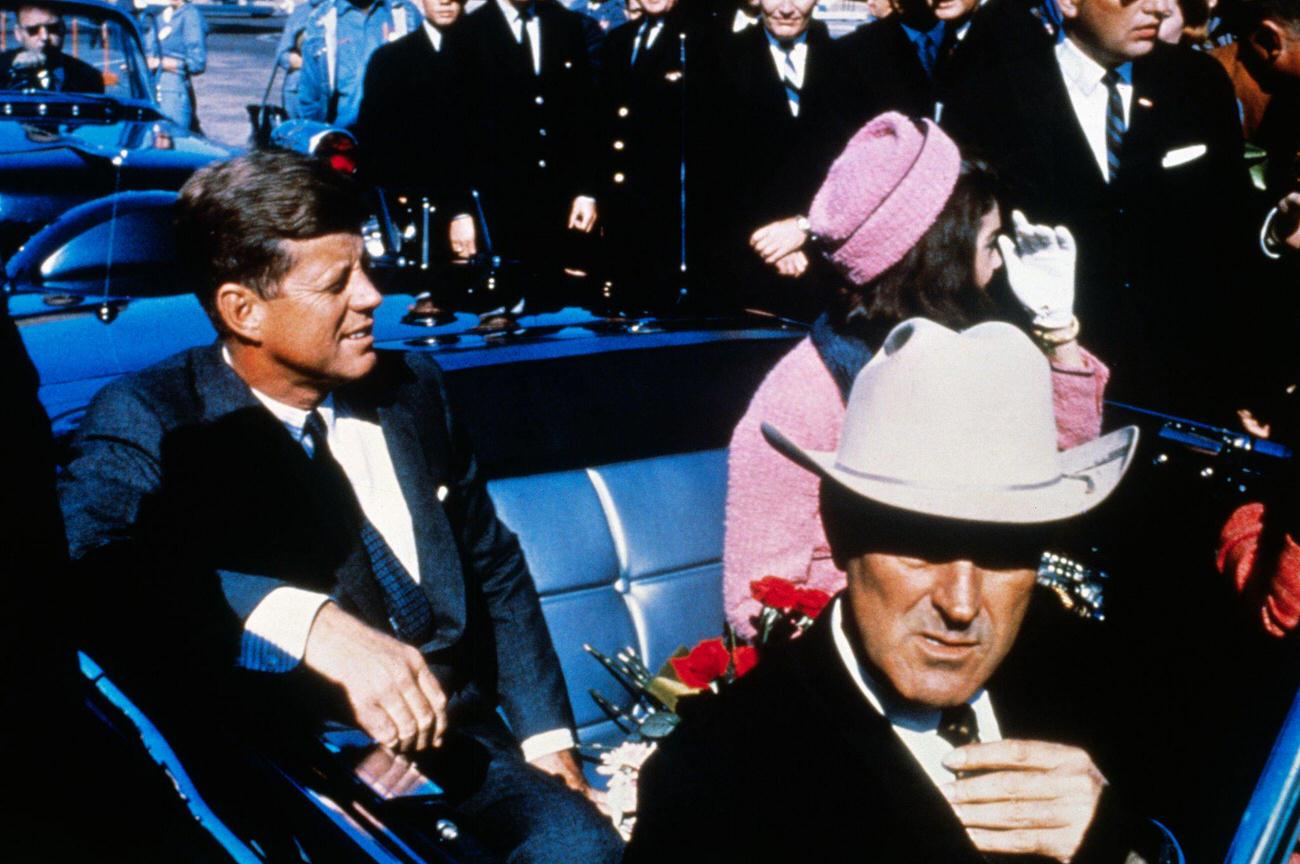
[1032,315,1080,347]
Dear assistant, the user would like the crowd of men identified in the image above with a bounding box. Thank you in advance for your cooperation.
[267,0,1300,414]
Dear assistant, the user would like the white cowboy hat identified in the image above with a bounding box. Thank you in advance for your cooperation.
[762,318,1139,524]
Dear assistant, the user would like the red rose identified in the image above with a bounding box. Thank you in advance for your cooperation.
[732,645,758,678]
[670,638,731,688]
[750,576,800,611]
[669,639,761,688]
[794,587,832,620]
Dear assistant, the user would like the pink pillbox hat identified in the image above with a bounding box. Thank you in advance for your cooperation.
[809,112,962,287]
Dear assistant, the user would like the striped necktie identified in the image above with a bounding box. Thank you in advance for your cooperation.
[779,41,800,117]
[303,410,434,644]
[1102,68,1125,182]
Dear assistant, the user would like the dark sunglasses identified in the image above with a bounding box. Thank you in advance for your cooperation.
[21,21,65,36]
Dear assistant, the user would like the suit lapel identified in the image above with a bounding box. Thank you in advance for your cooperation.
[1011,46,1108,200]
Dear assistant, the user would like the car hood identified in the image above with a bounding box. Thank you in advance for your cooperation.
[0,114,234,239]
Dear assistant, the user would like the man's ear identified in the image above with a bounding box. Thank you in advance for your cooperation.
[1056,0,1080,22]
[213,283,266,342]
[1247,19,1286,64]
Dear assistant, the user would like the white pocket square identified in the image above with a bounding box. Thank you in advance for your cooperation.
[1162,144,1207,168]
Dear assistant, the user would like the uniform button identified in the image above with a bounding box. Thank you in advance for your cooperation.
[539,159,547,168]
[613,172,625,183]
[539,128,547,136]
[617,106,629,117]
[613,140,624,150]
[535,95,544,105]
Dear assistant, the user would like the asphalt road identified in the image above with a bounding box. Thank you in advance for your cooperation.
[191,18,284,149]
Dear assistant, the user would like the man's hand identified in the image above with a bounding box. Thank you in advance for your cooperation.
[774,250,809,278]
[302,602,447,753]
[531,748,600,804]
[449,214,477,259]
[568,197,598,233]
[749,217,807,265]
[1269,192,1300,253]
[941,740,1107,863]
[287,49,303,71]
[12,49,45,70]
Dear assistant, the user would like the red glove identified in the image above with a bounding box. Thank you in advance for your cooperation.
[1217,503,1300,638]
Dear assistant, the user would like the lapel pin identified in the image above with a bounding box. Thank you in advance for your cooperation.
[437,485,449,502]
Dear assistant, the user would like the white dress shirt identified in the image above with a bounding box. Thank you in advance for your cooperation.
[1055,36,1134,183]
[497,0,541,75]
[732,7,759,32]
[422,19,444,52]
[765,30,808,117]
[829,598,1003,794]
[231,354,571,760]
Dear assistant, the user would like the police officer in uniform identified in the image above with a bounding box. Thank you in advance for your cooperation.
[454,0,600,303]
[598,0,693,312]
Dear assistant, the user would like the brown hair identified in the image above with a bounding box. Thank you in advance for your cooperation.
[174,150,368,328]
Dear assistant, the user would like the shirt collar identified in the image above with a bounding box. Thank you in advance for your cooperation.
[422,18,442,50]
[496,0,533,23]
[220,345,335,443]
[1056,34,1132,94]
[829,597,994,735]
[899,17,944,48]
[763,26,807,54]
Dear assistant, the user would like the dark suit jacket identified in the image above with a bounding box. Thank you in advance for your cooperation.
[941,42,1251,409]
[837,17,938,125]
[626,593,1168,863]
[353,25,470,215]
[0,48,104,93]
[454,0,598,257]
[59,344,573,743]
[696,21,851,316]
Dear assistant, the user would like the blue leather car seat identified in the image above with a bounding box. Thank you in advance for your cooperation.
[487,449,728,747]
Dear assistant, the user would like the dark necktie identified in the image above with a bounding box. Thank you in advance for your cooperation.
[916,31,939,79]
[303,410,434,644]
[937,703,980,749]
[1102,68,1126,182]
[518,6,537,75]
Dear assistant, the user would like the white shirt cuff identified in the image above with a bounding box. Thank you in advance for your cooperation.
[519,728,576,761]
[575,195,596,206]
[238,588,332,672]
[1262,206,1284,260]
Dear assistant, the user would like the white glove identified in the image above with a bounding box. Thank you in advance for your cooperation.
[997,209,1076,330]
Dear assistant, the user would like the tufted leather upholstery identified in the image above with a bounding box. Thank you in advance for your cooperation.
[488,449,728,747]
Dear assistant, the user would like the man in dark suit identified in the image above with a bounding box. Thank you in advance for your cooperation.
[58,151,622,864]
[940,0,1251,413]
[0,5,104,93]
[453,0,600,285]
[694,0,851,319]
[626,319,1177,863]
[596,0,693,311]
[354,0,478,261]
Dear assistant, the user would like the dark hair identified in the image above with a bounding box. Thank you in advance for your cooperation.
[819,482,1052,571]
[826,159,1000,340]
[174,149,369,329]
[1232,0,1300,31]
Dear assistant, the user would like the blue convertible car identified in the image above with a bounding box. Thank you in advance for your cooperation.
[2,13,1297,856]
